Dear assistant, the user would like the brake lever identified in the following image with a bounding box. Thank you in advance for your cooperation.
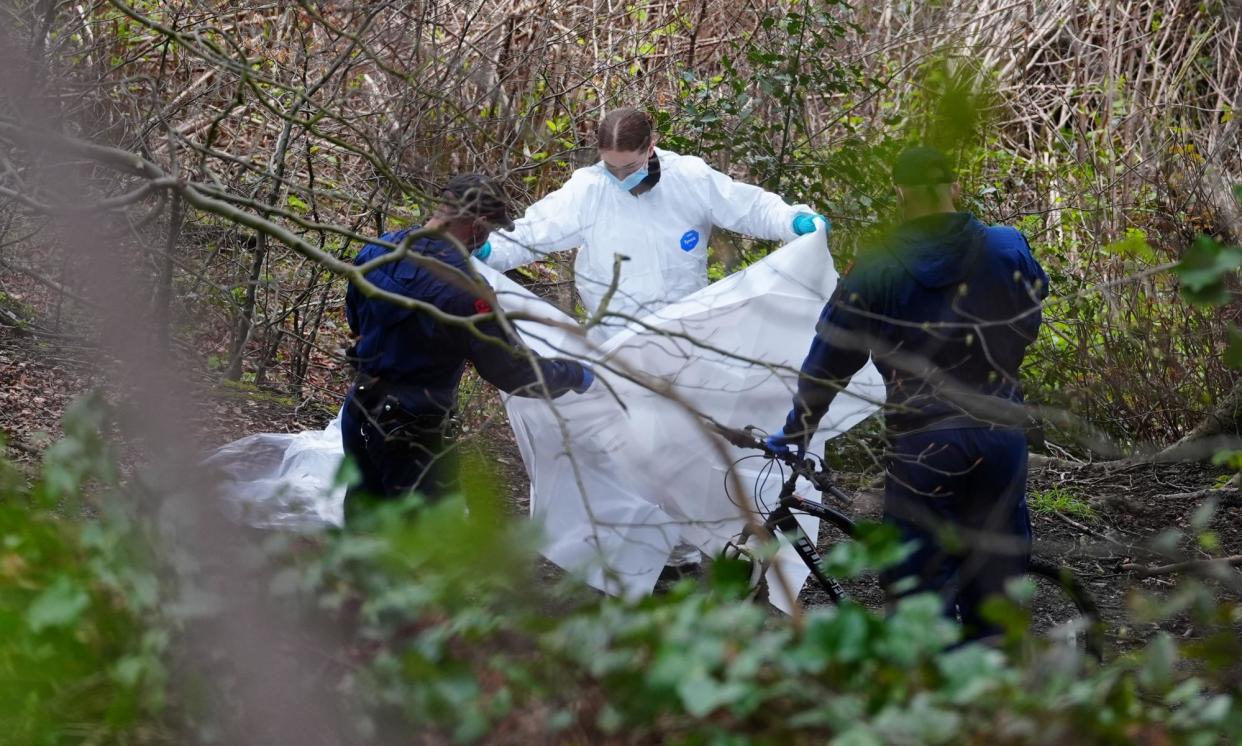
[742,424,767,450]
[802,463,851,504]
[818,471,853,504]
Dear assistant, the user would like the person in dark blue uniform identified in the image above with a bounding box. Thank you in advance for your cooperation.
[765,147,1050,640]
[343,173,593,525]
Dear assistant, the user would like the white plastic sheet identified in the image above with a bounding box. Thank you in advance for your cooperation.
[490,226,883,608]
[205,417,346,529]
[209,226,884,608]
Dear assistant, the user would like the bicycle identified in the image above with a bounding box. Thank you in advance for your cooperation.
[711,424,1105,660]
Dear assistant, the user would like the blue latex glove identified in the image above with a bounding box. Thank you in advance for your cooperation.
[762,427,805,458]
[473,240,493,261]
[572,366,594,394]
[791,212,829,236]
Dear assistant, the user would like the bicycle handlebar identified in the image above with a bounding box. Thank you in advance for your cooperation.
[709,423,852,503]
[710,422,767,451]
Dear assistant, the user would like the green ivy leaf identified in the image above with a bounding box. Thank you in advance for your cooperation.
[1174,236,1242,306]
[1210,449,1242,470]
[27,576,91,632]
[677,673,750,717]
[114,655,148,687]
[1190,498,1217,531]
[1139,633,1178,690]
[1198,531,1220,552]
[1105,228,1155,262]
[333,454,361,489]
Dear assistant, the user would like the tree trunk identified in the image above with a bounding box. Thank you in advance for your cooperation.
[224,231,268,381]
[155,194,184,354]
[253,322,283,387]
[224,114,297,381]
[23,0,58,97]
[294,274,335,397]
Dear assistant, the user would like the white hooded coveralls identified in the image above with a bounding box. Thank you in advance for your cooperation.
[482,148,811,333]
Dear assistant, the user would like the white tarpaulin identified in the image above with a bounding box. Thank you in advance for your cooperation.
[208,226,884,609]
[205,417,347,529]
[488,226,883,607]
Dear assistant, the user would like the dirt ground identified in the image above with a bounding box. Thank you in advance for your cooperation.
[1024,458,1241,653]
[3,265,1240,660]
[794,457,1241,656]
[0,271,339,469]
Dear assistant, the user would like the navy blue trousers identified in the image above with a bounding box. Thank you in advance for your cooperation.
[879,427,1032,640]
[340,388,455,527]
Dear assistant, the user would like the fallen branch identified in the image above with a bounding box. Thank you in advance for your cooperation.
[1157,471,1241,505]
[1050,510,1143,556]
[1155,487,1242,506]
[1029,453,1088,471]
[1122,555,1242,579]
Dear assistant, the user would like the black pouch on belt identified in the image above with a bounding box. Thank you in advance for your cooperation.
[352,374,447,439]
[352,372,386,410]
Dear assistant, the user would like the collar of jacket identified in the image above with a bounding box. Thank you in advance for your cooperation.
[394,227,471,270]
[628,152,662,196]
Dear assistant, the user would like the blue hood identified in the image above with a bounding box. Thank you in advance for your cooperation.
[887,212,987,289]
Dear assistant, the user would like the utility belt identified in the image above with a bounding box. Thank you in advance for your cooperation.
[349,373,451,439]
[890,392,1036,438]
[894,414,1012,435]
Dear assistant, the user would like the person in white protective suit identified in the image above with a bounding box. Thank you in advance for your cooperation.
[472,107,829,570]
[473,107,827,339]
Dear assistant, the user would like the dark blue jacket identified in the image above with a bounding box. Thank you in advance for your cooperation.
[786,212,1049,437]
[345,228,587,414]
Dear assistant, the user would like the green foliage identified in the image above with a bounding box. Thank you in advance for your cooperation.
[1174,235,1242,306]
[665,19,1009,278]
[6,397,1242,743]
[0,290,37,330]
[214,378,298,408]
[285,193,309,213]
[305,495,1242,744]
[1105,227,1157,263]
[0,395,169,745]
[905,55,997,158]
[663,5,1231,453]
[664,4,889,266]
[1029,487,1098,521]
[1025,226,1234,449]
[1211,449,1242,472]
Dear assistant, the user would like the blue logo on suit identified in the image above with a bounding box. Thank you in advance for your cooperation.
[679,229,700,251]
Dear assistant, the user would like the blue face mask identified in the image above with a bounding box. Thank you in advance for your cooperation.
[607,165,648,192]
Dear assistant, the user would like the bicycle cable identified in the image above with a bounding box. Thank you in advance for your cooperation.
[722,453,775,515]
[719,427,830,516]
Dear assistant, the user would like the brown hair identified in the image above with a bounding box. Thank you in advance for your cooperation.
[596,107,654,152]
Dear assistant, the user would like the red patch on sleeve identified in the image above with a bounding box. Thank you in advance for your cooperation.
[473,298,492,314]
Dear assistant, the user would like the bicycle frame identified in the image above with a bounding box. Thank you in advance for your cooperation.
[715,426,1103,658]
[749,463,858,605]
